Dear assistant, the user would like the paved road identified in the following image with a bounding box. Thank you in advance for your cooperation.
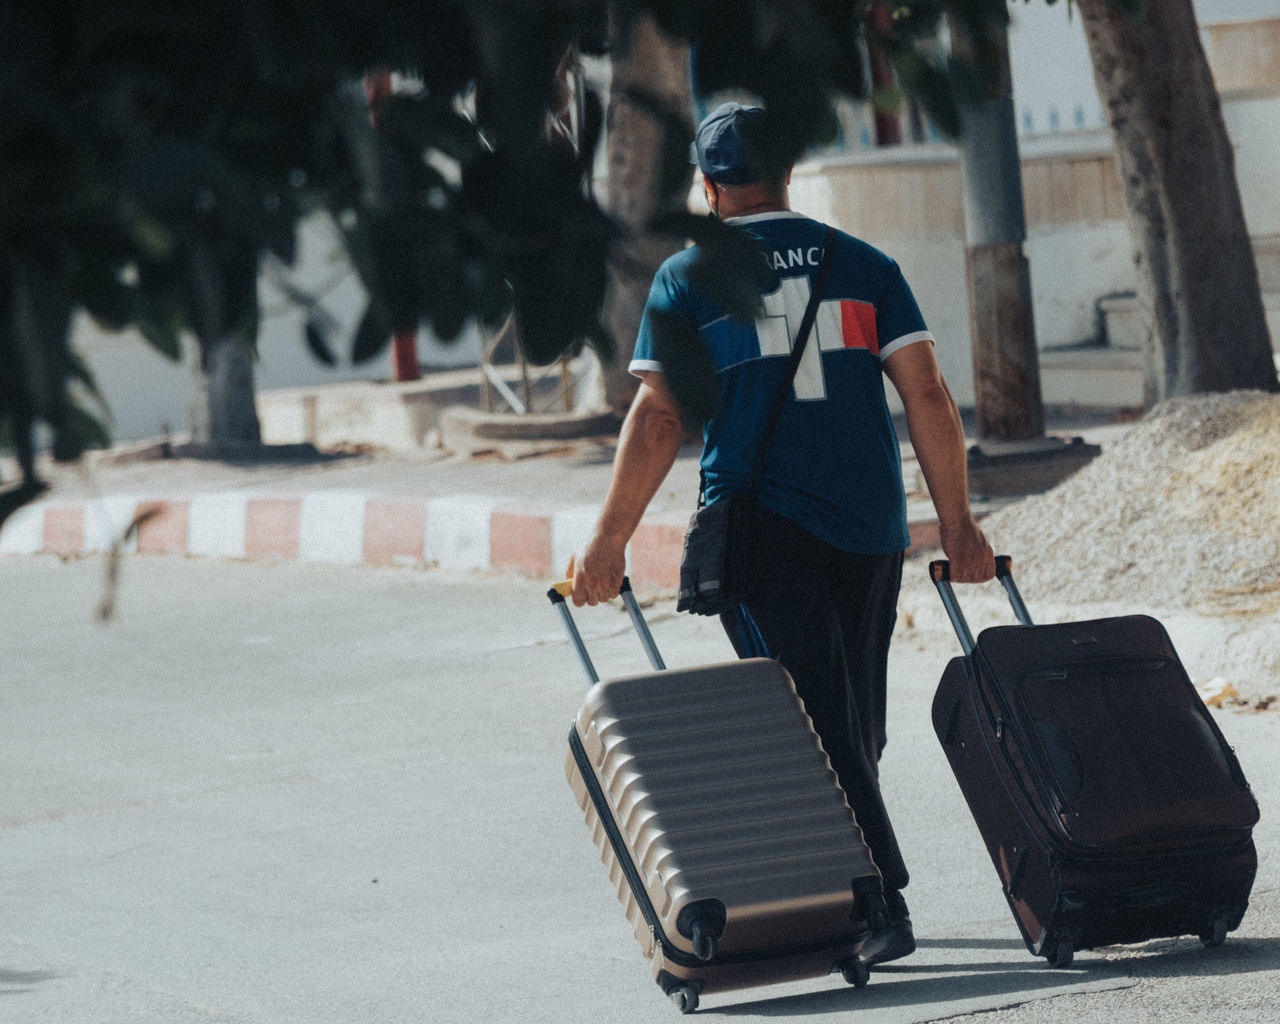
[1,556,1275,1023]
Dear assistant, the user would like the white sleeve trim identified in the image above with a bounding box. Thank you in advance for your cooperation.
[879,331,934,361]
[628,358,664,378]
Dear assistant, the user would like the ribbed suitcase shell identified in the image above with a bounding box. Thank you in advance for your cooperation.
[566,656,882,999]
[933,613,1258,963]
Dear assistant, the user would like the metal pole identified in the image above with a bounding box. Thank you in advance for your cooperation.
[364,69,421,383]
[547,585,601,686]
[619,578,667,672]
[929,561,977,656]
[866,4,904,147]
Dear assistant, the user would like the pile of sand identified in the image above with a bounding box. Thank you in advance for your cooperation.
[898,390,1280,709]
[982,390,1280,618]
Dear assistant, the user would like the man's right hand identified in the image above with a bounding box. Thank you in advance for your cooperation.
[939,515,996,583]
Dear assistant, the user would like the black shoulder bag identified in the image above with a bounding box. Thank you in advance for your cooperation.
[677,225,839,615]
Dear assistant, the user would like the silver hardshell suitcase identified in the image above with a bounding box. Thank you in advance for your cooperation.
[549,579,886,1013]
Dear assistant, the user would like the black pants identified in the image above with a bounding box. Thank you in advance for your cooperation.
[720,502,909,893]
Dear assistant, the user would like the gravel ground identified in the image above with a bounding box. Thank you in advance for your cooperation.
[978,390,1280,618]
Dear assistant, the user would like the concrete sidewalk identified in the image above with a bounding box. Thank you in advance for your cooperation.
[0,385,1130,590]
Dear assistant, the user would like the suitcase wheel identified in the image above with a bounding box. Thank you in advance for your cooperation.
[1046,939,1074,968]
[1199,916,1229,948]
[839,956,870,988]
[676,900,726,963]
[668,984,699,1014]
[691,920,718,962]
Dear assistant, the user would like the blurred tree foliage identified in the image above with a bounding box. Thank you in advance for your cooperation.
[0,0,1008,514]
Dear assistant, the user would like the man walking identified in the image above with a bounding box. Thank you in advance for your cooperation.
[568,101,994,967]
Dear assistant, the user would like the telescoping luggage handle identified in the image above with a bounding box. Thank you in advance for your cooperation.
[547,577,666,686]
[930,555,1034,656]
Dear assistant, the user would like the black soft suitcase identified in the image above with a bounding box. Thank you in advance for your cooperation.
[548,578,887,1013]
[930,557,1259,967]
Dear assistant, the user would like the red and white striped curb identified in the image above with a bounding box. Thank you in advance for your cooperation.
[0,491,942,589]
[0,491,690,590]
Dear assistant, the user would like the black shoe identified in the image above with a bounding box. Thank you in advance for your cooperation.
[860,889,915,968]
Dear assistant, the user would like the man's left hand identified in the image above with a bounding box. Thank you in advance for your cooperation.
[566,534,627,607]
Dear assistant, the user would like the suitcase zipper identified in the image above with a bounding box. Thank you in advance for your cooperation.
[569,724,709,968]
[966,666,1054,851]
[1026,656,1170,681]
[969,653,1078,858]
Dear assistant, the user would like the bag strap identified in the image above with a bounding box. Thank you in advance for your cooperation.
[697,224,839,505]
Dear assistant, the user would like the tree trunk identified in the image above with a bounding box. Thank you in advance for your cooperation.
[952,16,1045,442]
[1075,0,1277,400]
[189,336,262,448]
[597,7,693,416]
[186,242,262,449]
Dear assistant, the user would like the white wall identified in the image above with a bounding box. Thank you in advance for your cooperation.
[1008,1,1106,139]
[76,212,491,443]
[1222,92,1280,238]
[74,317,193,444]
[1196,0,1280,25]
[1025,222,1135,345]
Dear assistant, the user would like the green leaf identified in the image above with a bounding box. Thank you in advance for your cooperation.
[260,209,299,266]
[649,211,771,324]
[10,256,75,416]
[66,348,108,411]
[586,320,616,368]
[648,309,717,427]
[137,314,184,362]
[305,315,337,366]
[427,281,470,343]
[901,53,964,140]
[475,271,514,329]
[128,214,177,261]
[0,479,50,534]
[352,301,392,363]
[222,260,262,357]
[54,400,111,461]
[73,250,137,333]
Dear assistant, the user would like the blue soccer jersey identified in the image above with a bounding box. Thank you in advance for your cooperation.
[631,211,932,554]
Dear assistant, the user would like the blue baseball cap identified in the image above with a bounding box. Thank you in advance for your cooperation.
[692,102,766,184]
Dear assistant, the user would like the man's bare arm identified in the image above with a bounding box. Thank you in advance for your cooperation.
[882,342,995,583]
[568,373,685,605]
